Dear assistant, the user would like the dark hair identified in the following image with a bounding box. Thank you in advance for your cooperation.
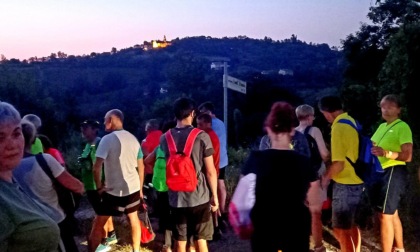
[264,101,296,134]
[161,118,176,133]
[197,113,212,124]
[80,119,100,129]
[318,95,343,113]
[381,94,402,108]
[145,119,160,131]
[198,101,214,113]
[37,134,53,149]
[173,97,195,120]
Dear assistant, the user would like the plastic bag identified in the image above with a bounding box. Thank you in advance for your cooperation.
[228,173,256,239]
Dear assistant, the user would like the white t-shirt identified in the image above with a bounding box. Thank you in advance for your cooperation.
[13,154,66,223]
[96,129,141,197]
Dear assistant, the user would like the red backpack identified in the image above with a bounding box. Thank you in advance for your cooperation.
[165,128,202,192]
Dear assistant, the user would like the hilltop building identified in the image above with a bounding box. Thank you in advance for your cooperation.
[142,36,172,50]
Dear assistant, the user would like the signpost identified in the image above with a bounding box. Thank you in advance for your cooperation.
[225,75,247,94]
[222,62,247,139]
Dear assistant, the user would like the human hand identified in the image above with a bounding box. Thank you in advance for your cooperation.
[97,186,111,195]
[321,174,330,190]
[210,196,219,213]
[371,146,385,157]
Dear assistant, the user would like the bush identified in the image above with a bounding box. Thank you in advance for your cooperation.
[225,147,250,206]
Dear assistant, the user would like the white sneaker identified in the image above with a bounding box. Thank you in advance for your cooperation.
[95,242,111,252]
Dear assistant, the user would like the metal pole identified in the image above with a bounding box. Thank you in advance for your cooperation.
[223,62,228,137]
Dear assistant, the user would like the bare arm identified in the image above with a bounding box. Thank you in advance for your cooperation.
[204,155,219,212]
[399,143,413,162]
[324,161,344,180]
[138,158,145,199]
[56,171,84,194]
[312,127,330,162]
[372,142,413,162]
[93,157,105,192]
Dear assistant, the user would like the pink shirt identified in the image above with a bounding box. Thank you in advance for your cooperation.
[45,148,66,167]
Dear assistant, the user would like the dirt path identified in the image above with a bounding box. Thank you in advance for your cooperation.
[74,196,380,252]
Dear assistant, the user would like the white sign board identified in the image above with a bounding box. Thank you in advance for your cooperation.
[225,75,247,94]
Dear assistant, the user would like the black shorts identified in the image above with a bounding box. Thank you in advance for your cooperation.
[170,202,213,241]
[371,165,407,214]
[96,191,141,216]
[218,167,226,180]
[86,190,102,214]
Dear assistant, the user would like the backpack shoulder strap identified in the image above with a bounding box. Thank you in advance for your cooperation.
[338,119,361,132]
[303,126,312,135]
[337,119,360,167]
[183,128,202,157]
[35,154,55,181]
[165,130,178,155]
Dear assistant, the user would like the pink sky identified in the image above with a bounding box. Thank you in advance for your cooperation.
[0,0,373,60]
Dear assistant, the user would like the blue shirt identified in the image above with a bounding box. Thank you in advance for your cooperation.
[212,117,228,168]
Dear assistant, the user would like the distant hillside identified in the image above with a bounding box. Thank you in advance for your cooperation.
[0,36,344,146]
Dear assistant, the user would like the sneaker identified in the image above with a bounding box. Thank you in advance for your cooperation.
[312,245,327,252]
[106,233,118,245]
[218,217,228,233]
[95,242,111,252]
[210,227,222,242]
[392,248,405,252]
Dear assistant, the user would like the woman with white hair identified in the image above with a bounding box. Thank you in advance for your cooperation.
[0,101,60,251]
[14,118,85,252]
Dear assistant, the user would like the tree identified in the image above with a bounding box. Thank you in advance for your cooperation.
[378,21,420,133]
[340,0,420,129]
[165,52,209,97]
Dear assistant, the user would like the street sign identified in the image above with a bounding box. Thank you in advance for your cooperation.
[225,75,247,94]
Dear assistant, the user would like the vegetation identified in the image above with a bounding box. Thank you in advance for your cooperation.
[0,34,345,150]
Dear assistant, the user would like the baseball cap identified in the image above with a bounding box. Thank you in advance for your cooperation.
[80,119,100,128]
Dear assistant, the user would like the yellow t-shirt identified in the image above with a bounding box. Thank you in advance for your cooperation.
[330,113,363,184]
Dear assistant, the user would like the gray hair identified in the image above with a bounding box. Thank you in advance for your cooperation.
[295,104,315,120]
[0,102,21,126]
[21,119,36,148]
[107,109,124,122]
[22,114,42,129]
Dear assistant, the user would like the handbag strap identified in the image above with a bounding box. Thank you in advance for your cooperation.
[376,120,402,145]
[35,153,55,181]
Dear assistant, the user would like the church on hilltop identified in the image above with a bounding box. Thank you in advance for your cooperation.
[142,36,172,50]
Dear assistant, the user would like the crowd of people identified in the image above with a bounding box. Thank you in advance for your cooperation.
[0,93,413,252]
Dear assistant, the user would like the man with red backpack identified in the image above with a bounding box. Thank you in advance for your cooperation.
[159,97,219,252]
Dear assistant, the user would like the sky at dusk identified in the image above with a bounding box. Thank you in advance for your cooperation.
[1,0,374,60]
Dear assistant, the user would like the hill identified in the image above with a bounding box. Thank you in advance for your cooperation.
[0,36,344,147]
